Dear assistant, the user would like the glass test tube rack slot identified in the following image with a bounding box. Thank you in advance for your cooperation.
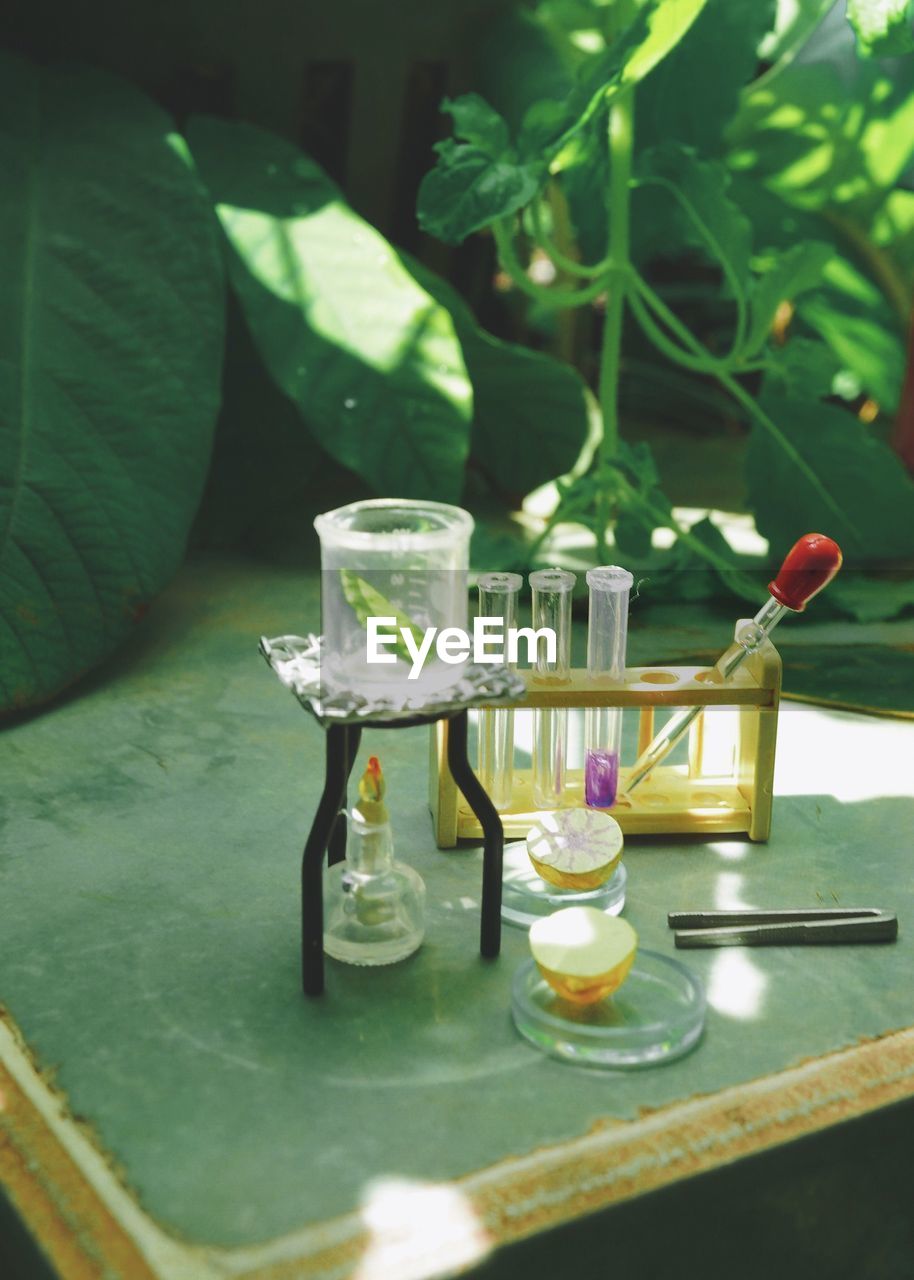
[429,619,781,846]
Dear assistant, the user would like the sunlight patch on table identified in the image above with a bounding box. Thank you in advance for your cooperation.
[708,840,749,863]
[775,705,913,801]
[713,871,756,912]
[707,949,768,1022]
[356,1177,491,1280]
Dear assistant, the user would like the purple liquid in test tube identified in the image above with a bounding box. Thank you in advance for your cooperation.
[585,566,632,809]
[585,748,620,808]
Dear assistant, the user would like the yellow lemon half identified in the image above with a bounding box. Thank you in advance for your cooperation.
[526,809,623,890]
[530,906,637,1005]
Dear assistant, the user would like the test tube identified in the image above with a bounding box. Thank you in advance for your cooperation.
[584,566,633,808]
[529,569,576,808]
[476,572,523,810]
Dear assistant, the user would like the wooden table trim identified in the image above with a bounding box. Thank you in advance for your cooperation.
[3,1013,914,1280]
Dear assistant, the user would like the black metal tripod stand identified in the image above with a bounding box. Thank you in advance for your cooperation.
[302,708,503,996]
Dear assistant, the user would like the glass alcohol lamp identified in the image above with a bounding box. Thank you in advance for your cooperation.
[324,756,426,966]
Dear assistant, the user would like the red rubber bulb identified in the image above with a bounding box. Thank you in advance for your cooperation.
[768,533,843,612]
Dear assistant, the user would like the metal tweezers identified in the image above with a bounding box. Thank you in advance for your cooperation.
[668,907,898,948]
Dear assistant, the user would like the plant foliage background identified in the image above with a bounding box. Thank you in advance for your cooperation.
[2,0,914,712]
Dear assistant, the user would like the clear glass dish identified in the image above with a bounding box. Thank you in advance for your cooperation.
[511,949,706,1069]
[501,841,627,928]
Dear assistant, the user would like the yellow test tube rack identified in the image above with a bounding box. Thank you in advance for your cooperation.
[429,622,781,846]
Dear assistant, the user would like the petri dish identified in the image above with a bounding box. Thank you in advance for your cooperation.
[501,841,627,928]
[511,950,706,1069]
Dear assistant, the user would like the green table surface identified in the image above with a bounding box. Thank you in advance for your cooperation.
[2,555,913,1276]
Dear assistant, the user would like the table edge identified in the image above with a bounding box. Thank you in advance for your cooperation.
[2,1011,913,1280]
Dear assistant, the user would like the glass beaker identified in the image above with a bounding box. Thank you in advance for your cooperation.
[314,498,474,697]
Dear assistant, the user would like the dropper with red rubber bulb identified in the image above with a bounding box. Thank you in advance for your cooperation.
[624,533,842,795]
[767,532,843,612]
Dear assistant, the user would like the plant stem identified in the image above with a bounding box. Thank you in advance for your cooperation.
[526,490,593,564]
[635,174,749,358]
[721,371,866,542]
[634,495,736,573]
[492,218,608,308]
[626,281,720,373]
[632,272,862,543]
[595,87,635,557]
[530,196,611,279]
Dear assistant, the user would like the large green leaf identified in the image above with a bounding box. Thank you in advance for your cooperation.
[744,240,832,355]
[0,55,224,714]
[872,187,914,256]
[187,117,472,501]
[406,259,594,494]
[722,174,908,383]
[798,295,906,410]
[828,576,914,622]
[637,0,778,156]
[473,7,574,134]
[417,97,547,244]
[418,1,708,244]
[728,59,914,212]
[551,0,709,154]
[555,121,611,263]
[612,440,675,560]
[747,394,914,560]
[635,144,753,292]
[440,94,511,153]
[190,298,372,556]
[847,0,914,56]
[462,342,595,495]
[416,138,545,245]
[619,0,711,88]
[762,337,843,400]
[758,0,835,63]
[795,256,906,410]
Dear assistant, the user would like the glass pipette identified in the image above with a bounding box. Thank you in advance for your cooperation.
[530,568,576,808]
[626,533,843,794]
[477,572,523,810]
